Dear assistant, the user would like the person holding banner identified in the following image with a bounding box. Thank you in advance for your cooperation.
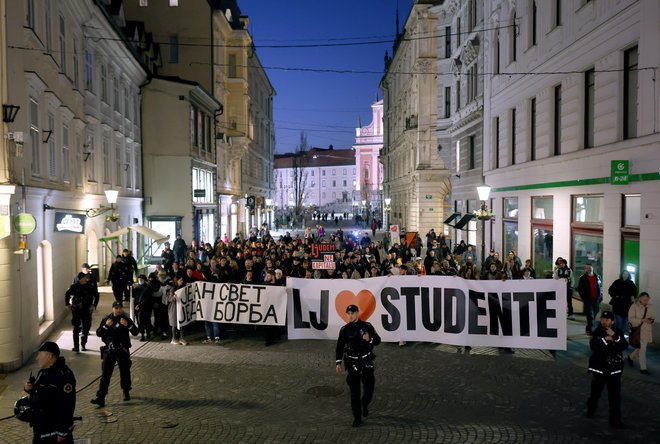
[335,304,381,428]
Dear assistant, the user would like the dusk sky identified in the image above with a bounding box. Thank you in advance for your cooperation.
[240,0,414,153]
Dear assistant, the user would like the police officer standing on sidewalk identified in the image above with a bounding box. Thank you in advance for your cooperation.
[335,304,381,427]
[586,310,628,428]
[21,341,76,443]
[65,272,99,352]
[91,301,139,407]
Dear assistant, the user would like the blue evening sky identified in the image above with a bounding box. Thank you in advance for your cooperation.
[239,0,414,153]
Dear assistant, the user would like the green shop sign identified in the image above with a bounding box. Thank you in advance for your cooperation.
[611,160,629,185]
[13,213,37,235]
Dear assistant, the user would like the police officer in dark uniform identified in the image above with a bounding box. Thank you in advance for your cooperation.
[586,310,628,428]
[335,304,381,427]
[22,341,76,443]
[65,273,99,352]
[91,301,139,407]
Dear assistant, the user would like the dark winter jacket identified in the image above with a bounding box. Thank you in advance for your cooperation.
[588,324,628,376]
[607,275,637,316]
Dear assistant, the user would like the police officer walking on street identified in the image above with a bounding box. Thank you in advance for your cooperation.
[91,301,139,407]
[65,273,99,352]
[335,304,381,427]
[586,310,628,428]
[20,341,76,443]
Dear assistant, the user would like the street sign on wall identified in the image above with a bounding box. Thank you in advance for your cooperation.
[611,160,629,185]
[13,213,37,235]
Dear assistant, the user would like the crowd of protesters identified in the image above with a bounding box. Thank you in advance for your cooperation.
[101,223,652,361]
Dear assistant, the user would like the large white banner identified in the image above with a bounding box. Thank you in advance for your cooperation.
[287,276,567,350]
[176,281,287,327]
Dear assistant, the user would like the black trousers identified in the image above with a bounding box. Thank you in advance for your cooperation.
[137,304,153,335]
[346,368,375,420]
[71,308,91,348]
[152,301,169,333]
[587,373,621,422]
[97,349,132,399]
[111,284,130,302]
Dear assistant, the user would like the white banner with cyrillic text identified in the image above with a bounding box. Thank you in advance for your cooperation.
[287,276,567,350]
[176,281,287,327]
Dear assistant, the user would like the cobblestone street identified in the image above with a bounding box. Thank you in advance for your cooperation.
[1,290,658,444]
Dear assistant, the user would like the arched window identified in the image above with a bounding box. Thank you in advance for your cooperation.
[37,240,53,323]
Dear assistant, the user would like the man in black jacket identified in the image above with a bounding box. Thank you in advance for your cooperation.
[91,301,139,407]
[107,255,132,303]
[23,341,76,443]
[586,310,628,428]
[335,304,381,427]
[132,274,152,341]
[65,273,99,352]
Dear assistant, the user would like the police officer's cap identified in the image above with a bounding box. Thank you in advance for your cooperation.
[77,272,88,280]
[600,310,614,320]
[346,304,359,313]
[38,341,60,357]
[112,301,123,309]
[138,274,148,280]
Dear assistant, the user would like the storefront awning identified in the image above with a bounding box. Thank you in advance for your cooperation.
[99,225,170,266]
[443,212,461,226]
[99,225,169,243]
[453,214,475,230]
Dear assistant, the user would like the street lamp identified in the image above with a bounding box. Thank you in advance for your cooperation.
[384,197,391,229]
[45,189,120,221]
[2,104,20,123]
[476,185,492,267]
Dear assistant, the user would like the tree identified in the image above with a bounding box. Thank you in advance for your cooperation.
[291,132,309,225]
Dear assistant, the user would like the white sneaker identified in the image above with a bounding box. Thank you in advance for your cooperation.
[202,338,213,344]
[214,337,221,344]
[170,339,180,345]
[399,341,407,347]
[179,339,188,346]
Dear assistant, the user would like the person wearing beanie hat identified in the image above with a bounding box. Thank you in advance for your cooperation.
[65,270,100,352]
[23,341,76,442]
[586,310,628,428]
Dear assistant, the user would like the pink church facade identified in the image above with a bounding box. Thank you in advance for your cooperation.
[353,99,384,223]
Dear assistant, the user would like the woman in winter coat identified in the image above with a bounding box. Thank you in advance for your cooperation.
[627,292,655,374]
[607,270,637,335]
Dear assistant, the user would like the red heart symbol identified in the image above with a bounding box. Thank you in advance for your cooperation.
[335,289,377,323]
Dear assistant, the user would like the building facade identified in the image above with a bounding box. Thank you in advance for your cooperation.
[212,2,276,238]
[141,77,221,248]
[380,1,450,238]
[273,147,357,218]
[353,99,385,225]
[0,0,147,371]
[124,0,276,240]
[483,0,660,342]
[429,0,486,256]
